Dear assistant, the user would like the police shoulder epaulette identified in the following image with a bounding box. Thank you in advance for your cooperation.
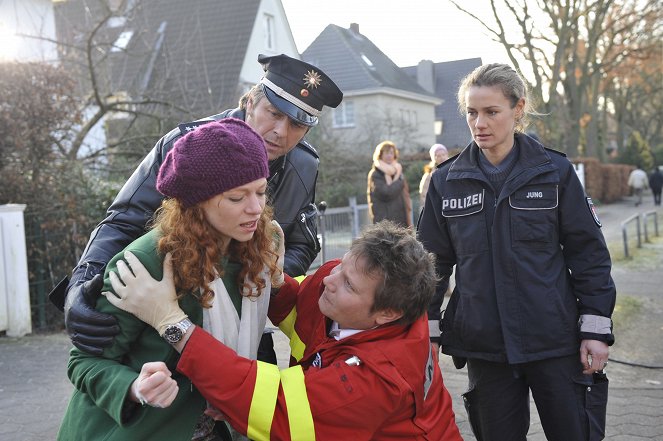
[544,146,567,157]
[296,139,319,159]
[177,119,214,136]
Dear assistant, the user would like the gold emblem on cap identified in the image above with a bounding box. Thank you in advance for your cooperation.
[303,70,322,89]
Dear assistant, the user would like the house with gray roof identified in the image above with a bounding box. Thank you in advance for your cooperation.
[402,58,482,150]
[54,0,299,120]
[302,23,441,155]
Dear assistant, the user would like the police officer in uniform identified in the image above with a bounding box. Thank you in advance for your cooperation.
[50,54,343,363]
[418,64,615,441]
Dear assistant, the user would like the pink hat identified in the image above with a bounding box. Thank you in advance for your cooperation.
[429,143,448,162]
[157,118,269,207]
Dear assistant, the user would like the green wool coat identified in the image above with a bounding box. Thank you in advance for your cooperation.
[57,229,207,441]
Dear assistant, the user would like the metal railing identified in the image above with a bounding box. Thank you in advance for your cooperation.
[621,210,659,258]
[643,210,659,242]
[313,197,371,269]
[313,195,421,270]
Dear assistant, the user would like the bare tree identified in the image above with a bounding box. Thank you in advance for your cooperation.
[600,28,663,154]
[32,0,185,164]
[0,61,117,329]
[449,0,662,158]
[308,109,428,207]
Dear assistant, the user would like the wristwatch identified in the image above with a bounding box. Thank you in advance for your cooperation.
[162,318,193,344]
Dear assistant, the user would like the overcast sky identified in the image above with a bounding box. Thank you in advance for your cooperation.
[281,0,511,67]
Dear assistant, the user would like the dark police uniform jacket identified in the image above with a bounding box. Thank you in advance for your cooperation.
[71,108,320,288]
[418,133,616,364]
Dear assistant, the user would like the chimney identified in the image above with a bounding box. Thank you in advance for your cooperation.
[416,59,435,93]
[350,23,360,35]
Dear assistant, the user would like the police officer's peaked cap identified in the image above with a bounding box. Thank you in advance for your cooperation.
[258,53,343,127]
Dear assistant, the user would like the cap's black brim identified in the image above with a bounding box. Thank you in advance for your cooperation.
[263,86,318,127]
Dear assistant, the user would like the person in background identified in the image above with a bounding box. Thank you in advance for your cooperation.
[374,147,403,185]
[648,167,662,206]
[103,221,462,440]
[367,141,413,227]
[418,63,616,441]
[49,53,343,365]
[627,165,649,206]
[419,143,449,208]
[57,118,284,441]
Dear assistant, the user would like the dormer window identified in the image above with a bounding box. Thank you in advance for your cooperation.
[107,16,126,28]
[111,30,133,52]
[360,53,373,67]
[264,13,275,50]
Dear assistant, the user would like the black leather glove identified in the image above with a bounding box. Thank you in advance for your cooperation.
[65,274,120,355]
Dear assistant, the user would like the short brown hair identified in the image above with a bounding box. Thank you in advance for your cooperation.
[349,220,436,326]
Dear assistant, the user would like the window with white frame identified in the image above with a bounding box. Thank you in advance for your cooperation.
[400,108,417,127]
[264,14,275,50]
[333,101,355,128]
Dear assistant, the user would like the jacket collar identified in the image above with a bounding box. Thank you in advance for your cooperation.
[448,133,555,182]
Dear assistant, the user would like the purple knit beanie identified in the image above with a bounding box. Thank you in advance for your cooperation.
[157,118,269,207]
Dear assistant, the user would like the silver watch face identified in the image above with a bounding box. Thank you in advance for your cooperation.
[163,325,184,344]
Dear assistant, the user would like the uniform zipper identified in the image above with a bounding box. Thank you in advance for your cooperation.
[301,212,315,242]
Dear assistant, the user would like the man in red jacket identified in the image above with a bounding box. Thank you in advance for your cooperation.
[106,221,461,440]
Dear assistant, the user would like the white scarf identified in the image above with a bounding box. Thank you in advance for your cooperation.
[202,268,270,359]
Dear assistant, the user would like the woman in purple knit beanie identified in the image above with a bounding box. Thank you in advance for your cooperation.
[59,118,285,441]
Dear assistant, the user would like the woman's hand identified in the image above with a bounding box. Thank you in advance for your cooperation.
[103,251,187,336]
[130,362,178,408]
[580,339,609,374]
[270,220,286,289]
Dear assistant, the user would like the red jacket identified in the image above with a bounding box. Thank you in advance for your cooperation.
[177,260,461,440]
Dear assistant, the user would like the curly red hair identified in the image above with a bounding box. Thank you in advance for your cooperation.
[151,198,278,308]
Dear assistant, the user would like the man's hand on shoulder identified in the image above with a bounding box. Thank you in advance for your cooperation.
[65,274,120,355]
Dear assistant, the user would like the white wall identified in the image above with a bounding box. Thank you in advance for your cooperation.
[0,0,58,62]
[0,204,32,337]
[329,92,438,154]
[239,0,300,87]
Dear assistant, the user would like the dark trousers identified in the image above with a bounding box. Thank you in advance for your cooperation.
[257,331,277,364]
[653,190,661,206]
[463,355,608,441]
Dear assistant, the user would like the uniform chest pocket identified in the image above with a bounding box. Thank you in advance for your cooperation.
[441,190,488,255]
[509,185,558,210]
[509,185,558,248]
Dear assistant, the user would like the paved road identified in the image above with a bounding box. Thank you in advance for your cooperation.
[0,196,661,440]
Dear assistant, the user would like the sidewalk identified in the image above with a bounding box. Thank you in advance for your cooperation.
[0,196,661,441]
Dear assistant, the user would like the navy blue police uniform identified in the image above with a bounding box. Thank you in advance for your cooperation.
[418,132,616,440]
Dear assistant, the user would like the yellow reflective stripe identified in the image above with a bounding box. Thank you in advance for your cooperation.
[277,307,307,362]
[278,307,298,339]
[247,361,280,441]
[280,366,315,441]
[289,330,306,362]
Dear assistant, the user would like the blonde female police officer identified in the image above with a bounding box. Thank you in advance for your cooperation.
[418,63,615,441]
